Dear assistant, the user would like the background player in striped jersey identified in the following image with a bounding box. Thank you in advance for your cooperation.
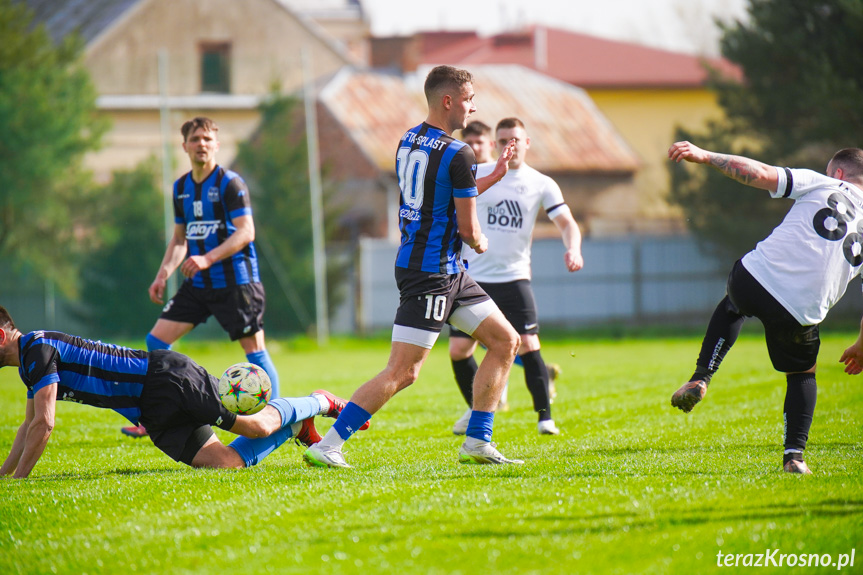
[121,117,280,438]
[450,118,584,436]
[0,306,359,478]
[304,65,521,468]
[667,142,863,474]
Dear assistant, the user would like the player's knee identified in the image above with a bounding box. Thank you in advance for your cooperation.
[450,341,474,361]
[191,457,244,470]
[189,446,245,469]
[496,326,520,358]
[246,421,270,439]
[235,416,271,439]
[394,364,422,390]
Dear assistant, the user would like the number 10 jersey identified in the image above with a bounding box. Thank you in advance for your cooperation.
[742,167,863,325]
[394,122,478,274]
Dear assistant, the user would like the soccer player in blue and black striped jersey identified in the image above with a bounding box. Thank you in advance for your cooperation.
[304,66,525,468]
[0,306,363,478]
[121,117,280,438]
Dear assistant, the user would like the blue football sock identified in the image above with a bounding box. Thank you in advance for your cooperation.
[246,349,280,398]
[228,426,292,467]
[332,402,371,441]
[466,410,494,442]
[268,397,320,428]
[145,333,171,351]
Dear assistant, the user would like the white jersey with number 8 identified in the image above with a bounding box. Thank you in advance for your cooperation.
[742,167,863,325]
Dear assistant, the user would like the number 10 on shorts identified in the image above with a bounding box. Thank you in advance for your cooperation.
[425,295,447,321]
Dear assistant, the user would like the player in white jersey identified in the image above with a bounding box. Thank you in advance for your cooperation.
[667,141,863,474]
[450,118,584,435]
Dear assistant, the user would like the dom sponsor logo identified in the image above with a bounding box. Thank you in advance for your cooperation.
[487,200,523,228]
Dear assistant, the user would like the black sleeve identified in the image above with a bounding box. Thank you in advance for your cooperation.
[223,175,252,216]
[451,145,478,194]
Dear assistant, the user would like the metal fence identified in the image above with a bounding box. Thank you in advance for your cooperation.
[354,234,863,333]
[4,234,862,336]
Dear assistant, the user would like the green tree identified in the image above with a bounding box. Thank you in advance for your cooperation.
[0,0,108,294]
[235,94,345,334]
[670,0,863,261]
[73,159,164,336]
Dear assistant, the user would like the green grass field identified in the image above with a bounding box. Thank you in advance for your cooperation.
[1,331,861,574]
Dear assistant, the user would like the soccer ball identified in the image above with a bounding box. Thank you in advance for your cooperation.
[217,362,271,415]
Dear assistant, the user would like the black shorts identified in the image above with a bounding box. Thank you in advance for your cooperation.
[451,279,538,338]
[160,280,266,341]
[728,260,820,372]
[393,267,490,333]
[139,350,238,465]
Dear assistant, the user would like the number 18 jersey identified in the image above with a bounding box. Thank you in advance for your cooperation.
[394,122,478,274]
[741,167,863,325]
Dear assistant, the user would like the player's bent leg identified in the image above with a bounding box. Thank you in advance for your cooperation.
[450,308,522,465]
[305,341,432,468]
[672,295,746,413]
[467,310,519,412]
[229,405,284,438]
[348,341,431,414]
[150,319,195,346]
[230,395,325,438]
[190,435,246,469]
[225,397,328,468]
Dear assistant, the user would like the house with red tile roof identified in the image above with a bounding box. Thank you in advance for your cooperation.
[314,65,641,240]
[23,0,364,180]
[372,26,743,233]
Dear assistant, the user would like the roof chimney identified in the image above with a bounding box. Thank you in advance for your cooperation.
[534,26,547,70]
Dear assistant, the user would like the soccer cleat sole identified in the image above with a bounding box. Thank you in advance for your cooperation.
[538,423,560,436]
[303,447,351,469]
[783,459,812,475]
[671,380,708,413]
[458,452,524,465]
[458,444,524,465]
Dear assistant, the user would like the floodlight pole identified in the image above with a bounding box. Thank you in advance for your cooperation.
[158,49,177,297]
[302,48,329,345]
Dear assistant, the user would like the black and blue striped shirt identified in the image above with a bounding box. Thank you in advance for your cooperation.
[174,165,260,288]
[18,331,149,425]
[395,123,478,274]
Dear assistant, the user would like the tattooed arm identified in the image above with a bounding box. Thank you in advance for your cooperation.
[668,141,779,192]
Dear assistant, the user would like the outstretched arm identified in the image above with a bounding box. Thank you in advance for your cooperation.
[0,398,34,477]
[668,141,779,192]
[1,385,56,478]
[839,316,863,375]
